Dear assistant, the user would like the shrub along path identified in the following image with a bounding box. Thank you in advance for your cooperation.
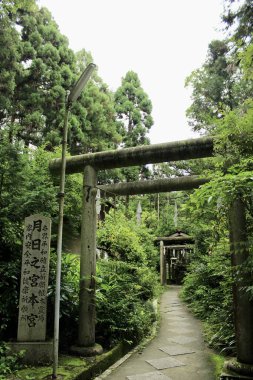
[96,286,215,380]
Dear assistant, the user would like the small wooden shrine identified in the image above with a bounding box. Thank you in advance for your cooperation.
[156,231,194,285]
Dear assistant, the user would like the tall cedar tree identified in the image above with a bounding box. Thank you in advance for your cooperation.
[114,71,153,181]
[0,2,121,153]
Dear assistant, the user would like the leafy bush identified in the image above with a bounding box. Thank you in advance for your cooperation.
[47,252,80,350]
[97,207,160,267]
[97,209,148,264]
[181,240,235,353]
[0,259,21,339]
[96,260,160,346]
[47,251,160,349]
[0,342,24,379]
[95,208,160,345]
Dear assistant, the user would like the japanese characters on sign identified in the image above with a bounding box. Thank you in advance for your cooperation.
[17,214,51,342]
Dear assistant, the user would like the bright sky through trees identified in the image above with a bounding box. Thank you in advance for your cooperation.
[38,0,224,143]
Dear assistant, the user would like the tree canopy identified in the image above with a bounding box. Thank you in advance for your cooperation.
[1,0,253,374]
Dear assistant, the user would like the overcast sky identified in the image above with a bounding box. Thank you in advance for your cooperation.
[38,0,224,144]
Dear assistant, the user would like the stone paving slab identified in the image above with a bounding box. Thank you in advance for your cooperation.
[126,371,172,380]
[168,327,195,334]
[167,321,192,327]
[159,345,195,356]
[164,315,180,319]
[168,336,197,344]
[98,287,215,380]
[169,315,189,319]
[164,310,184,313]
[146,356,186,370]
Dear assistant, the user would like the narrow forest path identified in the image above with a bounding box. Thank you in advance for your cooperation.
[96,286,215,380]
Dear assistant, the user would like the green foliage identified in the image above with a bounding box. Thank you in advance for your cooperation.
[181,241,235,353]
[210,353,226,379]
[97,209,148,264]
[0,259,20,339]
[0,342,24,379]
[114,70,153,182]
[0,137,28,257]
[214,99,253,166]
[96,260,160,346]
[95,206,160,346]
[186,0,253,134]
[47,251,160,349]
[115,71,153,147]
[0,141,60,260]
[223,0,253,47]
[185,39,235,132]
[0,3,121,154]
[47,252,80,349]
[70,49,121,155]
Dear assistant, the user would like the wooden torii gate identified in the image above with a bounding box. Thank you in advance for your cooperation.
[50,136,253,376]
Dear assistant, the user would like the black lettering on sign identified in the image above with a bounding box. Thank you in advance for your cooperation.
[21,295,29,304]
[40,257,47,265]
[25,241,32,249]
[41,240,47,248]
[38,305,45,314]
[24,259,30,266]
[38,289,46,297]
[38,315,45,322]
[25,233,32,241]
[24,250,31,258]
[29,274,40,287]
[32,239,41,250]
[28,293,39,307]
[22,286,29,295]
[26,224,33,232]
[27,313,38,327]
[22,277,29,286]
[21,305,28,313]
[30,257,40,269]
[33,220,42,232]
[40,265,46,273]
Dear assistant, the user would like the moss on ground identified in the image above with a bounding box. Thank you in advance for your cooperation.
[8,343,128,380]
[210,353,226,379]
[8,355,88,380]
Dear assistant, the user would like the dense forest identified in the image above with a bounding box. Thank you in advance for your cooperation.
[0,0,253,377]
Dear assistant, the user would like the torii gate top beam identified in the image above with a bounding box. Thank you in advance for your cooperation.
[49,136,214,174]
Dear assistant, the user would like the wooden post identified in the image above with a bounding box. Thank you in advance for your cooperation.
[160,240,166,285]
[229,198,253,365]
[168,249,171,283]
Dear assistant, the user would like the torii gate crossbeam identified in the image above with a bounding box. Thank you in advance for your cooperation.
[99,176,209,196]
[49,136,214,173]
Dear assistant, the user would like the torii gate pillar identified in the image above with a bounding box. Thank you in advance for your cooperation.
[160,240,166,285]
[71,165,102,356]
[223,198,253,378]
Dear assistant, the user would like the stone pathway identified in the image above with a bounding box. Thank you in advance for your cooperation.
[96,286,215,380]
